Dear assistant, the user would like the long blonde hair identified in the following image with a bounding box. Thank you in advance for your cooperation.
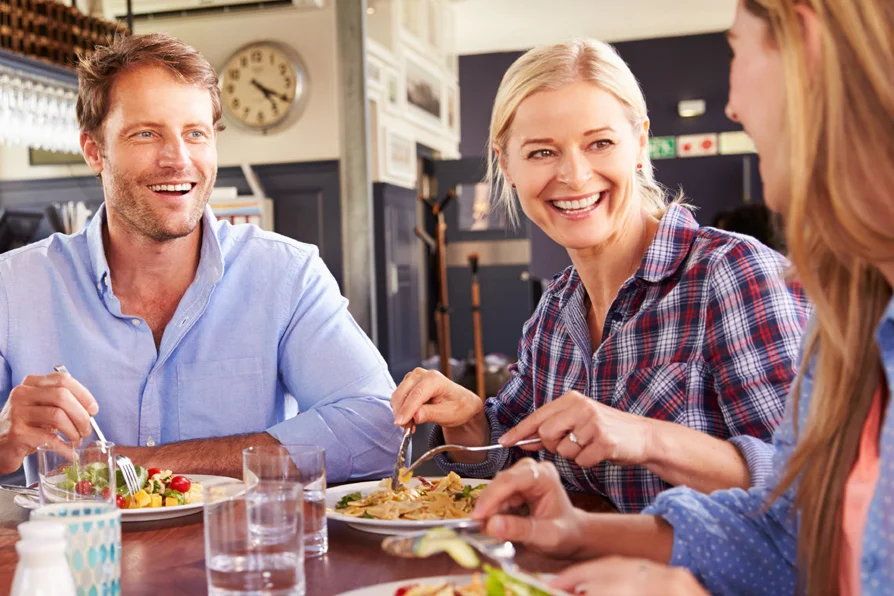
[486,39,669,227]
[753,1,894,594]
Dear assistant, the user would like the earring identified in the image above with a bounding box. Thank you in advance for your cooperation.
[636,163,643,170]
[511,183,516,188]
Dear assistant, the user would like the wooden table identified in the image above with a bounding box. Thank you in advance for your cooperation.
[0,491,613,595]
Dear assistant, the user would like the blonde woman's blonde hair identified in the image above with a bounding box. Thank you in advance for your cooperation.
[486,38,670,227]
[752,1,894,594]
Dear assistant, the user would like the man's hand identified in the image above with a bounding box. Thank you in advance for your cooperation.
[0,372,99,474]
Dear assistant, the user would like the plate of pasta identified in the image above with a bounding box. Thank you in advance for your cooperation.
[326,472,490,535]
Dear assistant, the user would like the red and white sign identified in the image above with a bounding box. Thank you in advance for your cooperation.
[676,134,718,158]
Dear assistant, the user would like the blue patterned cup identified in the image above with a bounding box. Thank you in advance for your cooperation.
[30,502,121,596]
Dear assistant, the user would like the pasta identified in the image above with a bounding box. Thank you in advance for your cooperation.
[333,472,487,521]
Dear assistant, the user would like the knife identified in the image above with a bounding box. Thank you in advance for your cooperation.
[0,484,39,497]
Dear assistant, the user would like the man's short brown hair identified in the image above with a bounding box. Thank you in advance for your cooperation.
[76,32,224,141]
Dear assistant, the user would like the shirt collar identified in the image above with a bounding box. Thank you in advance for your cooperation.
[635,203,699,283]
[87,203,225,289]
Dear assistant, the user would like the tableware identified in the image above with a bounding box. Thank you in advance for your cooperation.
[30,501,121,596]
[390,426,413,491]
[53,365,110,454]
[37,441,116,506]
[15,474,236,522]
[113,455,139,497]
[326,477,491,535]
[404,438,542,476]
[0,484,38,497]
[335,574,560,596]
[244,445,328,557]
[205,479,305,596]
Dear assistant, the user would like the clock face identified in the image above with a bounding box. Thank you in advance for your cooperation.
[220,42,305,131]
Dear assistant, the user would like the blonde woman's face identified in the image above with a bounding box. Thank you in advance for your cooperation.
[725,3,787,211]
[499,81,646,251]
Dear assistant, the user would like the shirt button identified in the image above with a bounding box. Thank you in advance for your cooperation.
[96,282,102,291]
[146,437,156,447]
[131,319,141,326]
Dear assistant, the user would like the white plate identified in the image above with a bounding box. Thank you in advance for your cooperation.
[337,575,474,596]
[326,477,491,535]
[15,474,236,522]
[337,573,560,596]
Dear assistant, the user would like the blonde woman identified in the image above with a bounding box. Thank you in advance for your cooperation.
[392,36,809,513]
[471,0,894,594]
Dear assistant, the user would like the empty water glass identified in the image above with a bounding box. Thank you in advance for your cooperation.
[243,445,327,557]
[204,480,304,596]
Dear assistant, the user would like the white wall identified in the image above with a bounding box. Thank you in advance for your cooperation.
[0,3,340,181]
[139,4,340,166]
[451,0,737,55]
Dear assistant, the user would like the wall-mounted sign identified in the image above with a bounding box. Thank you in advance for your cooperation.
[676,133,718,158]
[649,136,676,160]
[719,131,757,155]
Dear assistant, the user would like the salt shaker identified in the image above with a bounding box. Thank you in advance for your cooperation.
[11,521,76,596]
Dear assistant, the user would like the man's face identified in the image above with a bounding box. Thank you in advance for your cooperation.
[82,64,218,242]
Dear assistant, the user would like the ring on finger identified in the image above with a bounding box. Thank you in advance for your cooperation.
[568,431,581,446]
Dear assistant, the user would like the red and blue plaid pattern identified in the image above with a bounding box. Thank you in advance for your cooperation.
[433,205,810,513]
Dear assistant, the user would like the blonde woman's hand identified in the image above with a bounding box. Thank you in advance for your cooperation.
[498,391,653,468]
[550,557,706,596]
[391,368,483,428]
[471,459,586,558]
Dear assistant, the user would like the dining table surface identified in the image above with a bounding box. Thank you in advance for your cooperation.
[0,487,615,595]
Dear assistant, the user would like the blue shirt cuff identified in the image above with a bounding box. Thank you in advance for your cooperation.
[728,435,776,488]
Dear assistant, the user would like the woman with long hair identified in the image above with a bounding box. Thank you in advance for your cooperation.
[392,35,808,514]
[471,0,894,594]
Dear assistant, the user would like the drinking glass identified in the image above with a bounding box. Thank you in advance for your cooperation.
[204,480,305,596]
[37,441,116,506]
[243,445,327,557]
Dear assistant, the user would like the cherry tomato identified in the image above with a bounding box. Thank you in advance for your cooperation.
[394,586,417,596]
[75,480,93,495]
[169,475,191,493]
[102,487,111,499]
[147,468,162,478]
[115,495,127,509]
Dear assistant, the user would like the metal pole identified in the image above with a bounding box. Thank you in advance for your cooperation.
[126,0,134,33]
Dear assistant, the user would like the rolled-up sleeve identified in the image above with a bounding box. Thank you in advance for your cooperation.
[270,249,401,483]
[643,365,806,594]
[703,242,810,487]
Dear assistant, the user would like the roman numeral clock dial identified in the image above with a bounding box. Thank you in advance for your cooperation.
[220,41,309,133]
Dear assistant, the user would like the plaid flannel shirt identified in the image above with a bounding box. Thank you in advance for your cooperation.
[432,204,810,513]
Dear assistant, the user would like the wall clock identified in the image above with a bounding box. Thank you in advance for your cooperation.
[220,41,309,133]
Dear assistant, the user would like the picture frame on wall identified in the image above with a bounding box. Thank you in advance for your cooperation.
[405,55,442,121]
[385,129,416,180]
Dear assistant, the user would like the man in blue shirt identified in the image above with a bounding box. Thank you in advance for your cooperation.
[0,33,401,483]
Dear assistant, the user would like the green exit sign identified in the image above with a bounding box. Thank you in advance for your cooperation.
[649,136,676,160]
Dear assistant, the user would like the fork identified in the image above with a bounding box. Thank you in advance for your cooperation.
[115,454,140,497]
[381,523,566,595]
[403,438,542,477]
[390,425,414,491]
[53,365,109,454]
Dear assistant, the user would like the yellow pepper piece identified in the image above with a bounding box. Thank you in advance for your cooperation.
[133,489,151,508]
[165,496,179,507]
[149,494,163,508]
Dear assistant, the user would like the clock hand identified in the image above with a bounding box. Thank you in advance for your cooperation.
[252,79,290,104]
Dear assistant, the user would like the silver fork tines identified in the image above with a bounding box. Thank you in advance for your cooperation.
[390,426,413,491]
[115,454,140,497]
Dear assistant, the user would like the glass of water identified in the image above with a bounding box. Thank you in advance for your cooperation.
[243,445,327,557]
[204,480,305,596]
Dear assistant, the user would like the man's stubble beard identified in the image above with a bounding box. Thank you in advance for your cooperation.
[102,158,215,243]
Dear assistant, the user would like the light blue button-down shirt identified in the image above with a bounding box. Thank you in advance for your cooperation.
[645,296,894,594]
[0,204,401,483]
